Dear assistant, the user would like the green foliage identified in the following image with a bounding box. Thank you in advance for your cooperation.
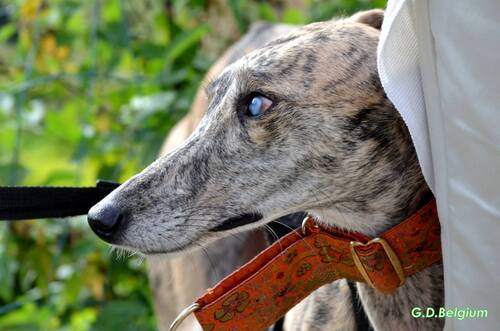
[0,0,383,330]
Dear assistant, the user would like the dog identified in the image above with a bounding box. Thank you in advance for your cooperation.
[88,9,444,331]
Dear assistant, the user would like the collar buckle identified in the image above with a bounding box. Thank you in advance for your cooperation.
[350,237,406,290]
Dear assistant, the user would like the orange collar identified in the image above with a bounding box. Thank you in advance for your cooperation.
[170,199,441,331]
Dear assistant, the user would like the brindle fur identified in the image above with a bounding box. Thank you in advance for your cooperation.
[90,10,444,331]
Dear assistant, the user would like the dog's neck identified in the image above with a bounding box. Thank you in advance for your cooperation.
[309,174,432,238]
[310,171,444,330]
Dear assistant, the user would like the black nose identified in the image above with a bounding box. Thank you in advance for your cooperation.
[88,204,123,242]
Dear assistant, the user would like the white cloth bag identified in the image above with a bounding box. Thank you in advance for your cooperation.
[378,0,500,329]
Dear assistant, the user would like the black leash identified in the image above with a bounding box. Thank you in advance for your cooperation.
[0,180,120,220]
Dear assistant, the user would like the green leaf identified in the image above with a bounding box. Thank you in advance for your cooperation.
[0,24,16,43]
[44,104,82,144]
[70,308,97,331]
[42,169,79,185]
[165,25,210,65]
[228,0,246,32]
[259,4,278,22]
[283,8,306,25]
[0,162,28,186]
[0,225,16,301]
[91,300,154,331]
[103,0,121,23]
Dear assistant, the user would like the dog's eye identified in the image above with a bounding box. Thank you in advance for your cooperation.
[246,95,272,117]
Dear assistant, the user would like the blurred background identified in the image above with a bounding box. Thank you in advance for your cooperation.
[0,0,384,330]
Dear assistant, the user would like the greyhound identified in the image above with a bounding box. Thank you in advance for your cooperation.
[88,9,444,331]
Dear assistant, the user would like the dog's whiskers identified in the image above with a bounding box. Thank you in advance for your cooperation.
[195,242,220,281]
[264,224,286,260]
[270,219,318,254]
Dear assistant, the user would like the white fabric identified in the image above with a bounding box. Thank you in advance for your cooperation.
[377,0,434,189]
[378,0,500,329]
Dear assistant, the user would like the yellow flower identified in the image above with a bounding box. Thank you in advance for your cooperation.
[41,34,57,55]
[21,0,44,21]
[56,46,70,60]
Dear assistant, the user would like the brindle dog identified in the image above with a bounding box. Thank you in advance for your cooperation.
[88,10,444,331]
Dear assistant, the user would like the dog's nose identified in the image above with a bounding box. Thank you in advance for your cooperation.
[88,204,123,242]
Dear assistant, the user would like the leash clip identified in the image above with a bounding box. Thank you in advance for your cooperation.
[168,303,200,331]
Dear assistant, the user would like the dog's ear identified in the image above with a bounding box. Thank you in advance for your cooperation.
[349,9,384,30]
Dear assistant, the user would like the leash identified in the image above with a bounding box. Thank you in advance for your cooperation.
[0,180,120,220]
[170,198,441,331]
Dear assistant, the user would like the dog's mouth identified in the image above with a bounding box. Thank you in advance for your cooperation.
[209,213,263,232]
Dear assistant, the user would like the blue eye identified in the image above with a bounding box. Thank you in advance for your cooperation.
[248,97,263,116]
[246,95,272,117]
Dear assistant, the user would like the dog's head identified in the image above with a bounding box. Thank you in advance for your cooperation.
[88,10,425,255]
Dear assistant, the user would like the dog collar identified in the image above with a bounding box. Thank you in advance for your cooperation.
[170,199,441,331]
